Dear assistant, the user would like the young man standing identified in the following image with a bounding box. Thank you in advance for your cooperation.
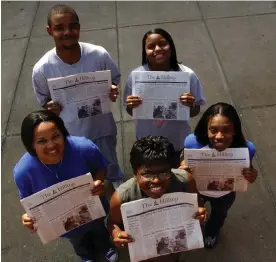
[32,4,124,189]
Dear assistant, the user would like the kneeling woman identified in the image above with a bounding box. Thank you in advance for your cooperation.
[107,136,208,262]
[13,111,118,262]
[182,102,258,248]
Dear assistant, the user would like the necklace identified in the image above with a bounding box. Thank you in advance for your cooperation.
[40,157,64,179]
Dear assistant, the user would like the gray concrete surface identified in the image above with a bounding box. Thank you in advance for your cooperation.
[1,1,276,262]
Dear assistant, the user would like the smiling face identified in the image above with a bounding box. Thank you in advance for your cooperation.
[208,114,235,152]
[33,121,65,164]
[136,162,171,199]
[47,12,80,49]
[145,33,171,67]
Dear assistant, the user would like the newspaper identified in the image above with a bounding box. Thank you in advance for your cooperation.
[121,192,204,262]
[184,148,250,192]
[48,71,111,122]
[20,173,106,244]
[132,71,190,121]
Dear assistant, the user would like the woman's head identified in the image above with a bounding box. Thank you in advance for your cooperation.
[142,28,179,70]
[21,110,69,164]
[194,103,246,151]
[130,136,175,199]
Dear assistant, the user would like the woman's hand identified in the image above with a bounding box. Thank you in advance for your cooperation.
[242,167,258,184]
[113,231,134,248]
[22,213,37,232]
[91,180,105,196]
[193,207,208,223]
[126,95,142,109]
[109,85,119,102]
[180,93,195,107]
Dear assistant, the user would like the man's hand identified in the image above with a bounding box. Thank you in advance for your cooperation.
[109,85,119,102]
[22,213,37,232]
[113,231,134,248]
[180,93,195,108]
[91,180,105,196]
[45,101,63,116]
[242,167,258,184]
[126,95,142,109]
[193,207,208,223]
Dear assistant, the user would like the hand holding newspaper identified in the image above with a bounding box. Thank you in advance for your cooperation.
[20,173,106,244]
[184,148,250,192]
[132,71,190,121]
[120,192,204,262]
[48,71,112,122]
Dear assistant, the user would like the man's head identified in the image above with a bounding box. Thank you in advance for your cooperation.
[47,4,80,49]
[130,136,175,199]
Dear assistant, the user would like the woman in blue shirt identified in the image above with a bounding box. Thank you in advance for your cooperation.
[14,110,118,262]
[181,102,258,248]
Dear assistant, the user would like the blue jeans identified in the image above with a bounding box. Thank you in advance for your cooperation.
[69,218,113,260]
[201,192,236,236]
[92,135,124,182]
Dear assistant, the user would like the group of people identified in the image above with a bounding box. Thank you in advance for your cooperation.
[13,4,258,262]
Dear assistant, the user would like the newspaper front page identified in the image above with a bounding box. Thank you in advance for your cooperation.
[184,148,250,192]
[21,173,106,244]
[121,192,204,262]
[48,71,111,122]
[132,71,190,121]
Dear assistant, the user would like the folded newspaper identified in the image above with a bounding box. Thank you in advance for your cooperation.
[132,71,190,121]
[184,148,250,192]
[121,192,204,262]
[48,70,112,122]
[20,173,106,244]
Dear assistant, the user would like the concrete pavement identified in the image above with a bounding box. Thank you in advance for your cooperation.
[1,1,276,262]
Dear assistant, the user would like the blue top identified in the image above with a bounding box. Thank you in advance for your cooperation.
[184,134,256,160]
[14,136,109,238]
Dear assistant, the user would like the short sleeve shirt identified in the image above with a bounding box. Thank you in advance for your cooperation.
[32,42,121,140]
[123,64,206,151]
[13,136,109,237]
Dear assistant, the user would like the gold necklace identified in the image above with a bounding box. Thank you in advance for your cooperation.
[40,157,64,179]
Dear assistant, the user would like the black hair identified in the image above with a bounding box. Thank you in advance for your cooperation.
[21,110,69,156]
[47,4,79,27]
[130,136,175,174]
[142,28,180,71]
[194,102,247,148]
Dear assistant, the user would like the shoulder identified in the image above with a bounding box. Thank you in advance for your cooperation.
[245,140,256,159]
[66,136,97,151]
[13,153,36,180]
[184,134,203,149]
[80,42,108,56]
[169,171,189,192]
[178,64,197,76]
[33,48,56,75]
[127,65,148,80]
[132,65,148,72]
[116,178,137,203]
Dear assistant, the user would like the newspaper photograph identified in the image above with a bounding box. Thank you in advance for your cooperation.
[132,71,190,121]
[48,71,112,122]
[20,173,106,244]
[184,148,250,192]
[121,192,204,262]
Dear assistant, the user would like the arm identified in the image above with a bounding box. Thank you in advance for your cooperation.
[107,192,134,248]
[81,138,109,195]
[189,72,206,118]
[14,166,36,232]
[103,49,121,85]
[32,67,62,115]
